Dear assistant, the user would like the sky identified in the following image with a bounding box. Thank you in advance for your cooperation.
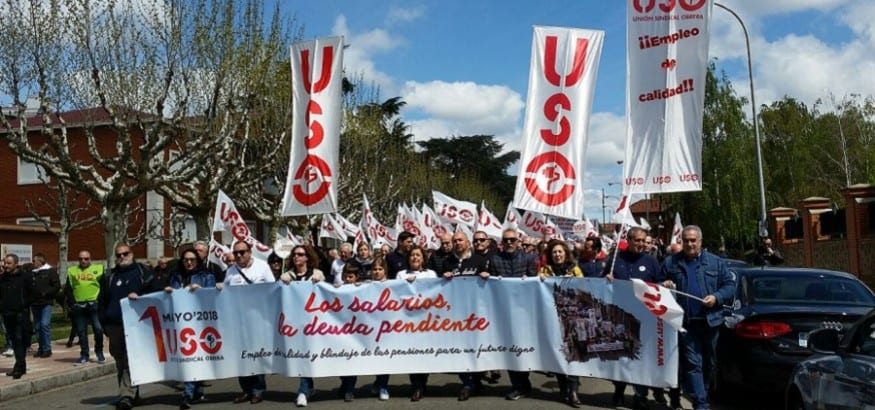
[290,0,874,222]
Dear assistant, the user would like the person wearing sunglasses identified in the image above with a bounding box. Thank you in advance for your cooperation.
[486,229,538,400]
[439,230,490,401]
[98,243,162,410]
[276,245,323,407]
[215,241,274,405]
[66,250,105,365]
[164,248,217,409]
[471,231,495,258]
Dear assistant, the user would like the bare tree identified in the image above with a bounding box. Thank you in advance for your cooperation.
[0,0,300,258]
[24,174,100,277]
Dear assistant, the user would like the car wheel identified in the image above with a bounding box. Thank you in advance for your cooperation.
[785,387,805,410]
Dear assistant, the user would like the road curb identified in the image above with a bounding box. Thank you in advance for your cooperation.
[0,362,115,402]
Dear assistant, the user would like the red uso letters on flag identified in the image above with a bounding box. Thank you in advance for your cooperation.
[282,37,344,216]
[513,27,604,219]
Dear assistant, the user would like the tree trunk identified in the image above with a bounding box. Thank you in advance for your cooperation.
[193,208,212,243]
[102,203,131,268]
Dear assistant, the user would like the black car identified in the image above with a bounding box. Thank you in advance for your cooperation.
[785,308,875,409]
[713,267,875,400]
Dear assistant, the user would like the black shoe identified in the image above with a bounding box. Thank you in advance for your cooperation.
[566,392,581,408]
[458,387,471,401]
[40,351,52,358]
[670,400,684,410]
[116,396,134,410]
[653,389,667,404]
[632,396,651,410]
[612,390,624,407]
[33,351,42,358]
[505,389,525,401]
[410,388,422,402]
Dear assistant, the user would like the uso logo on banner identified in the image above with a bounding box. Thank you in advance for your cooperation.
[293,45,336,206]
[139,306,224,363]
[632,0,706,13]
[523,35,588,207]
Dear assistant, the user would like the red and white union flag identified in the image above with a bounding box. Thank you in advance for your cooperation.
[513,26,604,219]
[281,36,344,216]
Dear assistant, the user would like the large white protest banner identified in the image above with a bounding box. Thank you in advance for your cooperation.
[123,278,679,388]
[281,36,344,215]
[623,0,712,193]
[514,26,604,219]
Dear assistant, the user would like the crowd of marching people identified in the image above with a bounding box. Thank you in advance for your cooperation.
[0,224,734,410]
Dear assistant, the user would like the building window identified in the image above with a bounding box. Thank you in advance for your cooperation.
[17,157,47,185]
[16,217,50,227]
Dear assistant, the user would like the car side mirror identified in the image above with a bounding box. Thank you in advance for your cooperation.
[807,328,841,354]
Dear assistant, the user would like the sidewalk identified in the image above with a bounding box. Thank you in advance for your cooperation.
[0,336,115,401]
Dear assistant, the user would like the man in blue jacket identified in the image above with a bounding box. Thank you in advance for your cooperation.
[99,244,161,410]
[660,225,736,410]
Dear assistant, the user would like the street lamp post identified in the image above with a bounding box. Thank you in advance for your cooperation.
[601,183,622,225]
[714,2,768,237]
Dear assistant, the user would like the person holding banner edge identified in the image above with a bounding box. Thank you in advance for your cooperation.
[660,225,736,410]
[99,244,162,410]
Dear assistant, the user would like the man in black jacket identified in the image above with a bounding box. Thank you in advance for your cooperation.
[0,253,35,379]
[99,244,161,410]
[30,253,60,358]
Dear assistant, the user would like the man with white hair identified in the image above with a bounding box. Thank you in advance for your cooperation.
[330,242,353,286]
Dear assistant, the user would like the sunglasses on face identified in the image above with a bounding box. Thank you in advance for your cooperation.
[473,238,488,243]
[502,237,518,243]
[293,252,307,257]
[79,257,90,261]
[233,250,249,256]
[115,251,130,258]
[183,258,197,264]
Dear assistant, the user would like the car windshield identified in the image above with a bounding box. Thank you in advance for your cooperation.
[749,274,875,306]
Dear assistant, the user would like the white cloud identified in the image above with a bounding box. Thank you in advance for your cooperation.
[717,0,846,16]
[401,80,524,148]
[331,15,401,93]
[711,0,875,113]
[386,6,425,25]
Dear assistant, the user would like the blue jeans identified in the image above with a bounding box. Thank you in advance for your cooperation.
[509,370,532,391]
[680,321,719,410]
[340,376,357,394]
[31,305,53,354]
[372,374,389,390]
[298,377,314,396]
[183,381,205,399]
[72,302,104,357]
[238,375,266,397]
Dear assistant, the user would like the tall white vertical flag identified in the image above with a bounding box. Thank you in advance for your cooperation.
[281,36,344,216]
[513,26,604,219]
[671,212,684,244]
[624,1,712,193]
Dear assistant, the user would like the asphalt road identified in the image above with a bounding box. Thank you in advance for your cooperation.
[1,372,780,409]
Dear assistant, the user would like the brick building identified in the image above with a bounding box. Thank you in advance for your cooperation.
[0,104,188,264]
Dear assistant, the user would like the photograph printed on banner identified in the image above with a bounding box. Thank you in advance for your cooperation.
[552,283,642,362]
